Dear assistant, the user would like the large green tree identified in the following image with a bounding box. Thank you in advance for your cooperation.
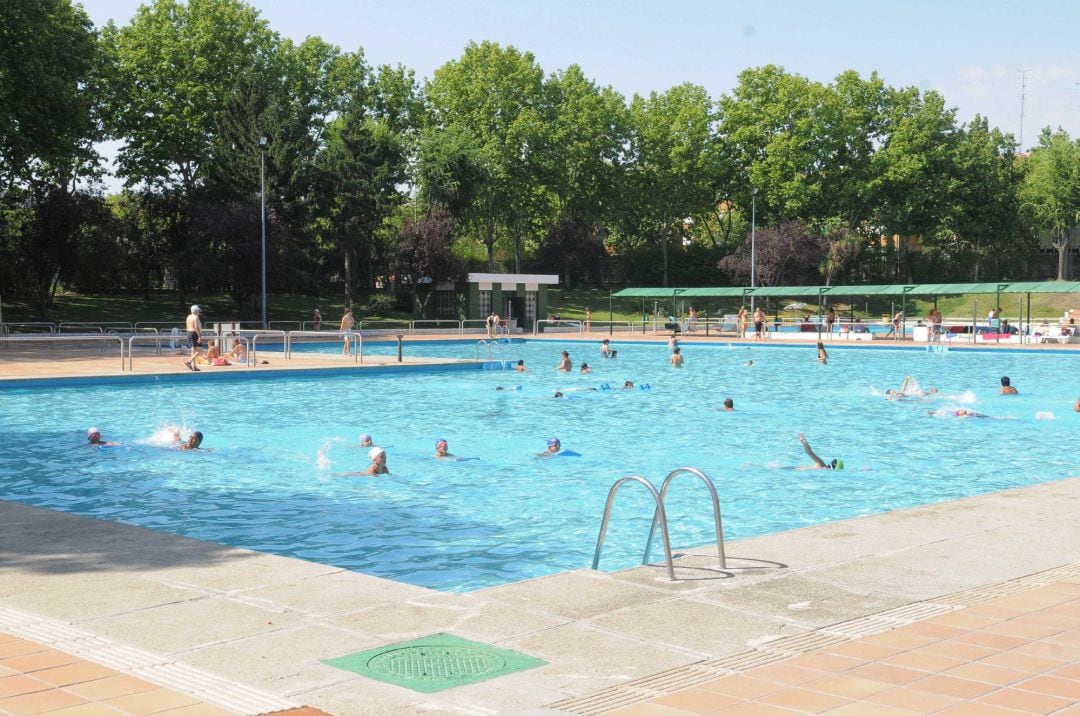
[1020,128,1080,280]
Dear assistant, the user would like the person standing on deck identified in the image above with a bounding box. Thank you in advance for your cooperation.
[184,305,202,372]
[340,307,355,354]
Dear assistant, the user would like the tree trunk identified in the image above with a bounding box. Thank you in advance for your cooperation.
[1053,230,1068,281]
[343,251,353,307]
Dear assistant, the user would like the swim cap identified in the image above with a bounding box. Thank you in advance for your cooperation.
[368,447,385,460]
[833,459,844,470]
[435,439,448,449]
[87,427,100,438]
[190,305,201,313]
[358,433,372,443]
[547,437,561,448]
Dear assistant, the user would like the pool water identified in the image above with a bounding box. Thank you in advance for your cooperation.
[2,339,1077,592]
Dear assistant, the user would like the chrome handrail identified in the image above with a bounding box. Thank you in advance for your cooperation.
[643,467,726,569]
[591,475,676,581]
[249,330,289,365]
[0,334,124,370]
[0,322,56,334]
[474,339,504,366]
[285,330,361,363]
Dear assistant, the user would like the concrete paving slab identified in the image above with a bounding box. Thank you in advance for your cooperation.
[179,625,379,695]
[327,601,473,642]
[590,596,809,656]
[692,574,909,629]
[234,570,431,617]
[146,554,342,593]
[2,577,206,622]
[480,570,672,620]
[84,596,308,654]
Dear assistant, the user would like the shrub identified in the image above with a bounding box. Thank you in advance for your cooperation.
[366,292,397,316]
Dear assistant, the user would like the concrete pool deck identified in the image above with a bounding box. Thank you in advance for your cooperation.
[1,338,1079,714]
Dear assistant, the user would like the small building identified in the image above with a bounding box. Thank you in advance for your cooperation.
[467,273,559,330]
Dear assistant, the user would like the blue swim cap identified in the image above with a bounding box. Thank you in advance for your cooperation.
[547,437,561,448]
[435,438,448,449]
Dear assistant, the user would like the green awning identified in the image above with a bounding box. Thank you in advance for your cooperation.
[613,282,1079,299]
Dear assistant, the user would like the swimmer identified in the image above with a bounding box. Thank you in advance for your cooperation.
[928,408,987,418]
[86,427,119,447]
[1075,397,1080,413]
[538,437,561,457]
[670,347,684,367]
[797,433,843,470]
[600,339,611,357]
[1000,376,1018,395]
[169,428,205,451]
[434,439,453,459]
[744,360,753,367]
[557,351,572,372]
[668,335,679,351]
[580,362,592,374]
[722,398,734,411]
[515,359,526,372]
[554,391,564,398]
[623,380,634,389]
[817,342,828,364]
[358,433,374,447]
[366,446,389,475]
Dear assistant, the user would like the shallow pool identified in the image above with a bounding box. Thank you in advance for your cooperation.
[2,339,1077,591]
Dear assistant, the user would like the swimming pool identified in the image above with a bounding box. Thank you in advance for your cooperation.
[2,340,1077,591]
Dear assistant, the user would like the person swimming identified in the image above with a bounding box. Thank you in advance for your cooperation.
[670,347,684,367]
[168,428,205,451]
[539,437,561,457]
[86,427,119,447]
[515,359,526,372]
[434,438,452,459]
[1000,376,1018,395]
[722,398,734,411]
[366,446,389,475]
[580,362,592,373]
[557,351,572,372]
[797,433,843,470]
[358,433,374,447]
[623,380,634,389]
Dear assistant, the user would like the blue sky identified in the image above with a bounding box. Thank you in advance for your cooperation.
[83,0,1079,150]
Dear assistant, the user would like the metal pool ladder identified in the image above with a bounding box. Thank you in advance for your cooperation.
[474,339,505,367]
[591,467,726,581]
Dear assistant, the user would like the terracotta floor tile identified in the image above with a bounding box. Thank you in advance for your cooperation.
[962,604,1026,621]
[1014,674,1080,700]
[1046,582,1080,595]
[845,662,926,686]
[924,611,999,631]
[0,688,86,716]
[744,662,825,686]
[0,642,47,661]
[1014,640,1080,661]
[952,631,1029,651]
[710,703,791,715]
[820,703,913,716]
[756,686,850,711]
[861,630,939,651]
[881,650,966,673]
[698,675,784,700]
[0,676,50,699]
[40,704,123,716]
[901,621,964,641]
[33,662,117,688]
[0,651,82,674]
[941,661,1032,686]
[865,686,963,713]
[65,675,159,701]
[984,621,1063,641]
[825,640,903,661]
[1014,612,1080,630]
[907,674,997,699]
[977,686,1075,713]
[154,706,246,716]
[104,688,200,715]
[0,634,20,645]
[799,674,893,699]
[783,653,864,673]
[935,703,1020,715]
[1050,662,1080,681]
[651,687,740,714]
[1046,629,1080,647]
[920,639,998,662]
[606,703,688,715]
[979,650,1065,674]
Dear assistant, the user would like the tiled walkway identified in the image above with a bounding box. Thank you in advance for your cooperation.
[609,577,1080,715]
[0,631,237,716]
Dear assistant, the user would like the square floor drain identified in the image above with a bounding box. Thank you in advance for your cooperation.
[323,633,546,693]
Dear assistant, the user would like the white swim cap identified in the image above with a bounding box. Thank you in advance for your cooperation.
[368,447,385,460]
[87,427,100,438]
[191,305,201,313]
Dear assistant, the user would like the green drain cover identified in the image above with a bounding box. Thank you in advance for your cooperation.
[323,633,545,693]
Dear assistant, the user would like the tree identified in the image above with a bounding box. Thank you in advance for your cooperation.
[393,209,464,315]
[0,0,100,188]
[719,220,822,288]
[1020,128,1080,280]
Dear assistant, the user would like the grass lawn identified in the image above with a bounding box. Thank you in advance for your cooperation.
[2,288,1075,326]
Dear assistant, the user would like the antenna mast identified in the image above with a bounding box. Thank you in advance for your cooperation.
[1018,69,1029,150]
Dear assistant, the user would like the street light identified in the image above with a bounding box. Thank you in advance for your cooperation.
[750,187,758,314]
[258,136,268,328]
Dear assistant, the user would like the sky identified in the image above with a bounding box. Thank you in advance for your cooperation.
[81,0,1079,157]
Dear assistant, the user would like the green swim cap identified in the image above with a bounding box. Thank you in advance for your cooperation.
[833,459,844,470]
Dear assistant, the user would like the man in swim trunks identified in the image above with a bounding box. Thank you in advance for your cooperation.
[557,351,572,371]
[722,398,734,411]
[600,339,610,357]
[184,305,202,371]
[798,433,842,470]
[340,308,355,354]
[753,306,765,340]
[670,347,684,367]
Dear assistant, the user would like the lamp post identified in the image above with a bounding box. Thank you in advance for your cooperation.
[750,187,758,314]
[258,136,268,328]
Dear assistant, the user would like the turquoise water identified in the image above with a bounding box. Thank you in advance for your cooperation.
[2,340,1078,592]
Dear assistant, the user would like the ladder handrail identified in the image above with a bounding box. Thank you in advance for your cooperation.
[474,339,504,366]
[591,475,676,580]
[643,467,726,569]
